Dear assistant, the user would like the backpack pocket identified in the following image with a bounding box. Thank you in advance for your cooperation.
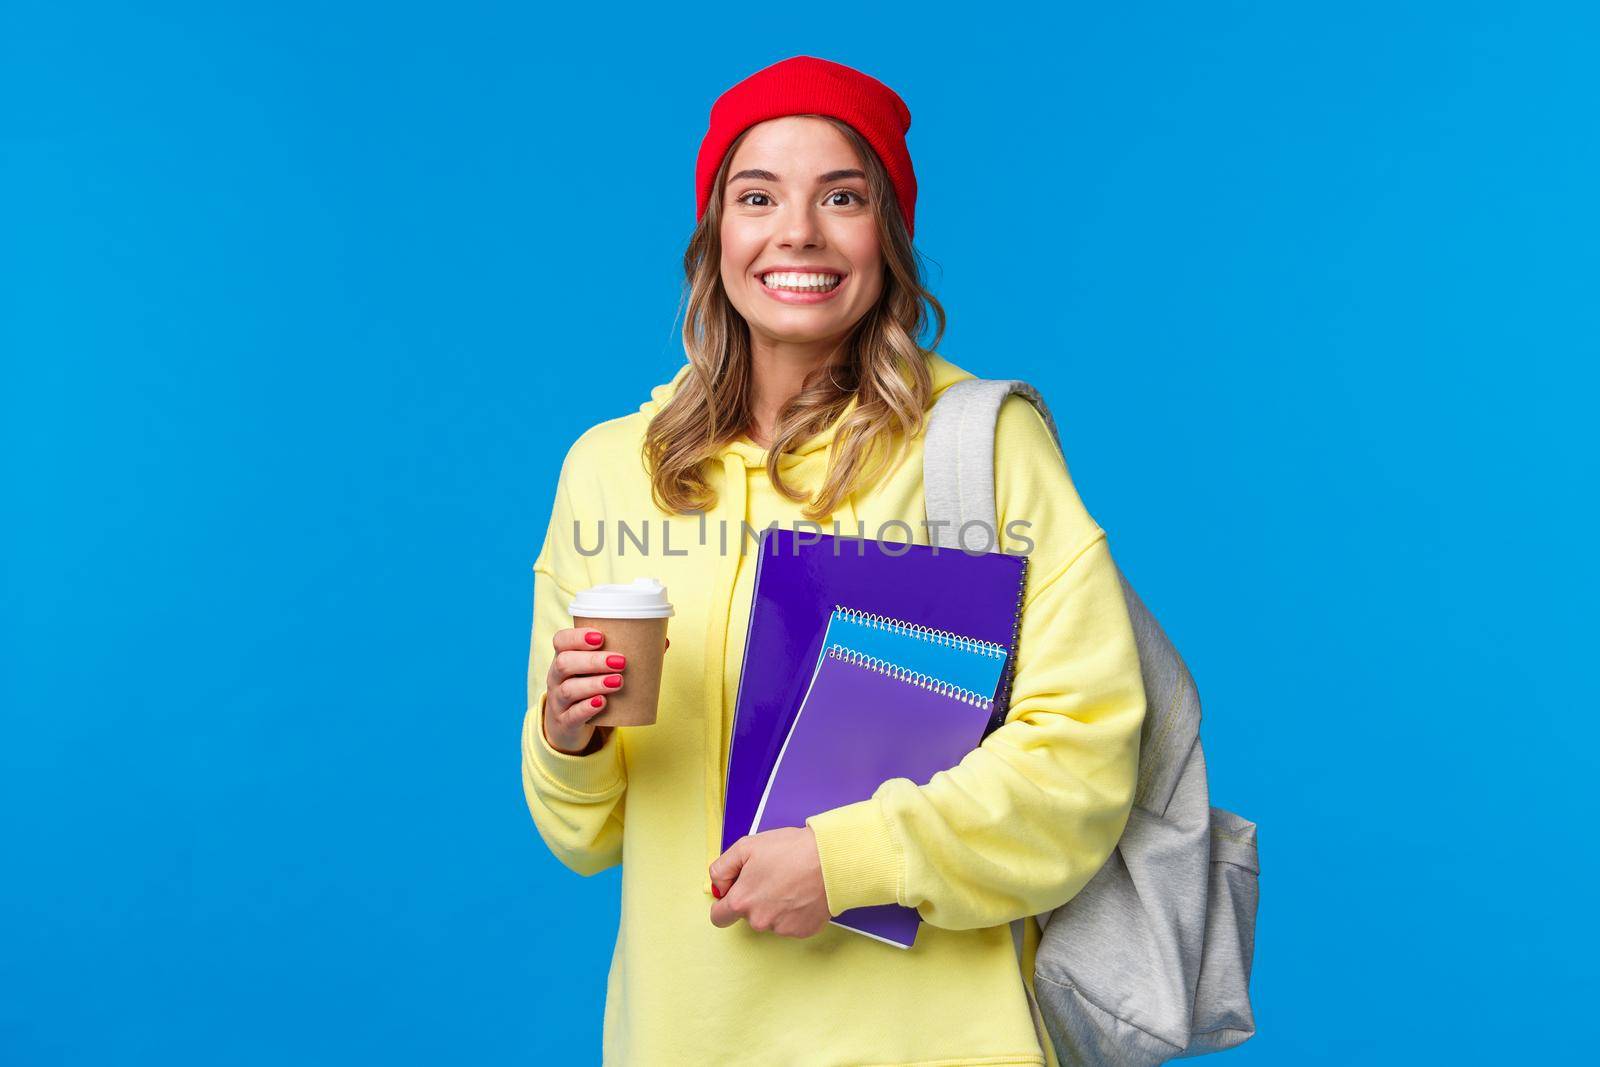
[1187,806,1259,1054]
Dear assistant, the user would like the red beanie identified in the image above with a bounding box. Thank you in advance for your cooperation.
[695,56,918,239]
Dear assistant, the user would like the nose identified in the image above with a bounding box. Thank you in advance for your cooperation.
[775,199,824,249]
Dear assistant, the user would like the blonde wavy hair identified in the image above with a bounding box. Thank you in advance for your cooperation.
[644,116,947,522]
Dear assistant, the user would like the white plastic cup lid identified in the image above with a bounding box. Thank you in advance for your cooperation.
[569,577,675,619]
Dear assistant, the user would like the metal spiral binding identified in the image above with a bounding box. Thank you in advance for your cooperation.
[985,554,1031,736]
[826,646,993,709]
[832,605,1007,660]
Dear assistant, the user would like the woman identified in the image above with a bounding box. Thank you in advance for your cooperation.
[522,56,1146,1066]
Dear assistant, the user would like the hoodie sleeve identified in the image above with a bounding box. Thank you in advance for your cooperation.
[804,395,1146,929]
[521,438,628,877]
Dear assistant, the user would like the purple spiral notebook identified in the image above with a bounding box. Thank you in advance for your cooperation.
[723,529,1030,941]
[751,639,1004,947]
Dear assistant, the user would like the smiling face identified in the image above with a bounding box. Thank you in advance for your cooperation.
[718,116,886,349]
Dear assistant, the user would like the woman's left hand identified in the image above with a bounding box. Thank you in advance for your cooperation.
[708,827,831,938]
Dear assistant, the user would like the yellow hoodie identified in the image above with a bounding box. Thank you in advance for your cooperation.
[522,349,1146,1066]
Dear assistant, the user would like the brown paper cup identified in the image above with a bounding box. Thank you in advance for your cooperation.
[573,614,669,727]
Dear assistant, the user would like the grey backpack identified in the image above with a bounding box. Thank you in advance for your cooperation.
[923,378,1260,1065]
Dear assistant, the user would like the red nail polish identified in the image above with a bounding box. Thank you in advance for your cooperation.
[584,631,603,646]
[603,674,622,688]
[590,696,604,708]
[606,654,626,669]
[711,884,722,899]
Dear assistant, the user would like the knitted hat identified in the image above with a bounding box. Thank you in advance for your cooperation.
[694,56,918,239]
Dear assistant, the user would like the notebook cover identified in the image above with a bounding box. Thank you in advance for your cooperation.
[750,644,1000,947]
[723,528,1029,854]
[820,606,1009,699]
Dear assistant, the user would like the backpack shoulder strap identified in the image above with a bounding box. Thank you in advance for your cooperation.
[924,378,1061,550]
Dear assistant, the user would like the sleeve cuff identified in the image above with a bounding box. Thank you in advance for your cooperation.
[523,692,625,800]
[805,796,904,915]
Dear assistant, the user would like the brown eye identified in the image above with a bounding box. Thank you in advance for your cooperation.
[827,190,865,207]
[736,192,772,207]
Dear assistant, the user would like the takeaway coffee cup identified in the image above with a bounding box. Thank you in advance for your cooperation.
[569,578,674,728]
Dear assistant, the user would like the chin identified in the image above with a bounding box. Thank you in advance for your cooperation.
[755,317,848,343]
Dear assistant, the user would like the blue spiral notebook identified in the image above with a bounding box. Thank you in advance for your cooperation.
[749,606,1009,948]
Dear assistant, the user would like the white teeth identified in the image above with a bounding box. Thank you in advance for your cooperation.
[761,271,842,292]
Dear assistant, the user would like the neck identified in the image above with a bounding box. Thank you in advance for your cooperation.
[745,334,848,448]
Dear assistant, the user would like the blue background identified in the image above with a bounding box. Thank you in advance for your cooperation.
[5,3,1595,1063]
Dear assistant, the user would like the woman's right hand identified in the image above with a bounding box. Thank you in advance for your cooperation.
[543,627,629,754]
[543,627,671,754]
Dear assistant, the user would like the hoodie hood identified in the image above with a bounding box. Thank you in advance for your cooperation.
[635,349,980,879]
[637,348,976,470]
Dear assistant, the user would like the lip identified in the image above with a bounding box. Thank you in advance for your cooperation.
[756,269,849,305]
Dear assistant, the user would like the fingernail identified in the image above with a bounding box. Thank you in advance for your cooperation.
[590,696,604,708]
[606,654,626,669]
[584,631,603,646]
[711,884,723,899]
[603,674,622,688]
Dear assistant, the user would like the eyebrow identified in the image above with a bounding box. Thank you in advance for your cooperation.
[728,168,867,184]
